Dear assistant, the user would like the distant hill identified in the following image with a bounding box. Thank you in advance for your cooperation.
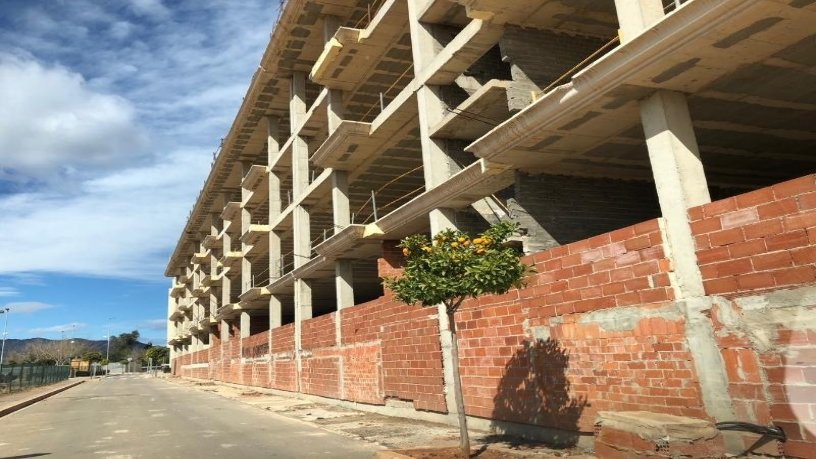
[2,338,149,356]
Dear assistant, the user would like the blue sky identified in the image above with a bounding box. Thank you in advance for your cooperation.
[0,0,275,344]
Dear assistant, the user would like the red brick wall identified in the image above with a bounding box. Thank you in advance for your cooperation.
[342,294,446,412]
[711,297,816,458]
[342,344,384,404]
[691,175,816,297]
[170,176,816,458]
[302,353,341,398]
[242,331,270,358]
[455,219,701,431]
[302,313,336,350]
[526,219,673,317]
[270,323,296,391]
[271,323,294,355]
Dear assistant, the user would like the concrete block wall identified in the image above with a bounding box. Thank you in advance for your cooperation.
[512,173,661,249]
[176,176,816,457]
[499,27,608,110]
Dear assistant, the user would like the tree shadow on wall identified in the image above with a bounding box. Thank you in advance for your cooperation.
[489,338,588,448]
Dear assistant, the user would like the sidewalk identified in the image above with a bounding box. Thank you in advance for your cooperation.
[0,378,85,417]
[167,377,594,458]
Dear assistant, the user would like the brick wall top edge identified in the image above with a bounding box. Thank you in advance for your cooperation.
[689,174,816,222]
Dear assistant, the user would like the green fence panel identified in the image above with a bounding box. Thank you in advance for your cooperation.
[0,364,71,394]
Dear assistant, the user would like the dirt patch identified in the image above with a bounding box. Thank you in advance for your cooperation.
[393,446,576,458]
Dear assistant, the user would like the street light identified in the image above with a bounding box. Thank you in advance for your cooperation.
[0,307,9,367]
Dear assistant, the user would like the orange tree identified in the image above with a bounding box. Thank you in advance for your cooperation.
[383,221,531,457]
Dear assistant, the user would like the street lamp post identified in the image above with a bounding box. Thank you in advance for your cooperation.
[0,307,9,367]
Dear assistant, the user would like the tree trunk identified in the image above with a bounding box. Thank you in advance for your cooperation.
[447,310,470,458]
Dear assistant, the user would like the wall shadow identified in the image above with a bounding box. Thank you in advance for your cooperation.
[489,338,588,447]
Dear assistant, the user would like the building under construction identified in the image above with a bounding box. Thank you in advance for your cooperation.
[166,1,816,456]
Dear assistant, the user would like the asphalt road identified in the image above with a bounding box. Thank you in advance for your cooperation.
[0,375,379,458]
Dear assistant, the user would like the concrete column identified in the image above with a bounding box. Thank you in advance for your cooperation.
[290,72,309,197]
[270,231,282,278]
[613,0,665,44]
[332,171,350,232]
[407,0,460,234]
[619,3,737,449]
[293,205,311,269]
[641,90,710,298]
[241,161,253,293]
[240,311,251,339]
[323,14,345,135]
[407,0,463,418]
[291,70,312,394]
[266,116,280,165]
[220,319,230,342]
[335,260,354,310]
[294,278,312,392]
[269,295,282,329]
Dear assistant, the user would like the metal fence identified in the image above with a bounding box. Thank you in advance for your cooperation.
[0,364,71,394]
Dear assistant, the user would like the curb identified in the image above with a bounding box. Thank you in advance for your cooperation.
[0,380,85,418]
[373,451,413,459]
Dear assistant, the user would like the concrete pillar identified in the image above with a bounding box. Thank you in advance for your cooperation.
[332,171,350,232]
[268,117,284,281]
[266,116,280,165]
[220,318,230,342]
[290,73,309,197]
[407,0,460,234]
[641,90,710,298]
[619,2,737,450]
[240,311,251,339]
[294,278,312,392]
[613,0,665,44]
[241,161,253,293]
[335,260,354,312]
[407,0,463,417]
[293,206,311,269]
[270,295,282,329]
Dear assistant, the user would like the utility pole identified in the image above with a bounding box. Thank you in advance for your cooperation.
[0,307,9,367]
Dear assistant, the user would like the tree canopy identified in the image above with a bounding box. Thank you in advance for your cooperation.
[384,221,531,313]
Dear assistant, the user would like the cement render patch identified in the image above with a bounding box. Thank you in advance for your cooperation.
[169,376,595,458]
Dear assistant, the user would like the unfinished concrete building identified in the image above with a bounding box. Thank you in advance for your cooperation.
[166,0,816,456]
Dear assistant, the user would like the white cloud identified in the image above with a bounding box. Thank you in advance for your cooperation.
[0,0,274,280]
[142,319,167,330]
[128,0,171,19]
[29,322,86,334]
[3,301,55,314]
[0,54,147,179]
[0,287,18,297]
[0,149,210,278]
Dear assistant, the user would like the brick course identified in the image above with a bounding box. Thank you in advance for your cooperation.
[691,175,816,297]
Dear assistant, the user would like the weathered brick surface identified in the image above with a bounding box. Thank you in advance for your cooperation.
[302,354,340,398]
[711,297,816,458]
[242,331,270,358]
[302,313,336,350]
[691,175,816,297]
[271,323,295,355]
[342,344,384,404]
